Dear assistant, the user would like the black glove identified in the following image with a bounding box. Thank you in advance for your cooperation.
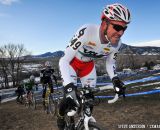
[64,83,80,110]
[112,77,126,97]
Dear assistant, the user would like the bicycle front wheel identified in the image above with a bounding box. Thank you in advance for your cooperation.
[49,95,57,115]
[79,121,105,130]
[30,95,36,110]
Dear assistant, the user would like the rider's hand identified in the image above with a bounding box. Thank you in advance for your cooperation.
[64,83,80,110]
[112,76,126,97]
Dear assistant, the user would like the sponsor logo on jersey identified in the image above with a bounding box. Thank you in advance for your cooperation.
[103,48,110,53]
[79,47,104,58]
[88,42,96,46]
[104,48,110,51]
[83,45,93,50]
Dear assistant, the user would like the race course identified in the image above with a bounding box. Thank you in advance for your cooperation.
[0,92,160,130]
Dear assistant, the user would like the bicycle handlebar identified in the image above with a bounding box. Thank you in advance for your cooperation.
[79,85,119,104]
[67,85,119,117]
[98,85,119,104]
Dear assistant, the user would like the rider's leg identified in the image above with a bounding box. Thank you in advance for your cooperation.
[80,65,97,112]
[57,65,77,130]
[57,99,68,130]
[17,94,20,102]
[49,81,53,93]
[42,85,46,106]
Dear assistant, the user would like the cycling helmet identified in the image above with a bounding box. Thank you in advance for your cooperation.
[45,61,51,67]
[101,3,131,23]
[30,75,35,81]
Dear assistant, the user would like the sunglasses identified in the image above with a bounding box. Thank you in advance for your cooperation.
[110,23,127,32]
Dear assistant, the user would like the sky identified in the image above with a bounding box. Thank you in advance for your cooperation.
[0,0,160,55]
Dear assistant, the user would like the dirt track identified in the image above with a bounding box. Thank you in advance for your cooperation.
[0,93,160,130]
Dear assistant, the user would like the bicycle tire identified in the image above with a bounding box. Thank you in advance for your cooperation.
[49,95,57,115]
[78,121,105,130]
[30,95,36,110]
[16,98,24,104]
[45,97,50,114]
[64,116,75,130]
[25,98,30,108]
[33,96,37,109]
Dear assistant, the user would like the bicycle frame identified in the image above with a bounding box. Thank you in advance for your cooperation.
[45,86,51,104]
[43,84,51,113]
[25,90,36,109]
[27,91,33,102]
[77,99,97,130]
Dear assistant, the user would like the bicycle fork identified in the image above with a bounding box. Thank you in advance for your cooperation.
[83,107,96,130]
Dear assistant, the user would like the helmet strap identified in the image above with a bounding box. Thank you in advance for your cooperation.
[104,19,110,43]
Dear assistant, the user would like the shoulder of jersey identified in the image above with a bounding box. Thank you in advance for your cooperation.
[79,24,99,32]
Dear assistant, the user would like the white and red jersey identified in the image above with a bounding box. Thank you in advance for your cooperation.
[59,24,122,86]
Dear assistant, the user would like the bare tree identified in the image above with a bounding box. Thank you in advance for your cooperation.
[0,43,30,88]
[0,48,10,88]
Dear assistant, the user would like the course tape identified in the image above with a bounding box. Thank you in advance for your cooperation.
[40,89,160,99]
[95,89,160,98]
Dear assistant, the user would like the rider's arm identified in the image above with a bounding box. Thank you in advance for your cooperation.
[106,42,126,95]
[106,41,122,79]
[59,25,88,86]
[106,52,118,79]
[52,75,57,84]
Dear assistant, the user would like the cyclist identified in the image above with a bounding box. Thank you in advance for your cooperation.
[40,61,57,107]
[57,3,131,130]
[15,84,25,103]
[24,75,36,101]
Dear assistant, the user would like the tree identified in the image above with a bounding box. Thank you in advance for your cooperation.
[0,43,30,88]
[0,48,10,88]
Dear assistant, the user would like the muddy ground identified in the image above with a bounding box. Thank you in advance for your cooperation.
[0,92,160,130]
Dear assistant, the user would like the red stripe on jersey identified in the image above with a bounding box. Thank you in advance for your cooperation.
[70,57,94,78]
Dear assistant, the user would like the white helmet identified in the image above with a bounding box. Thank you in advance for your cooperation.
[45,61,51,67]
[30,75,35,81]
[101,3,131,23]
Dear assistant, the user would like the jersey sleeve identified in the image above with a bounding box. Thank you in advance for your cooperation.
[59,25,88,86]
[51,69,55,73]
[106,41,122,79]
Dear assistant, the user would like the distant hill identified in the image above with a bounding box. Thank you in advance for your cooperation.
[120,44,160,55]
[32,44,160,58]
[33,51,64,58]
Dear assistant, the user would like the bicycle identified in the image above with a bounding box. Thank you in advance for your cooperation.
[15,87,25,104]
[16,94,25,104]
[43,83,62,115]
[25,90,36,109]
[64,85,119,130]
[51,86,63,116]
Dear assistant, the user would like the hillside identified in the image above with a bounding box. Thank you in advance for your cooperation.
[120,44,160,55]
[32,44,160,58]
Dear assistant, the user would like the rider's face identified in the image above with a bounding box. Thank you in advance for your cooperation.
[101,20,127,45]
